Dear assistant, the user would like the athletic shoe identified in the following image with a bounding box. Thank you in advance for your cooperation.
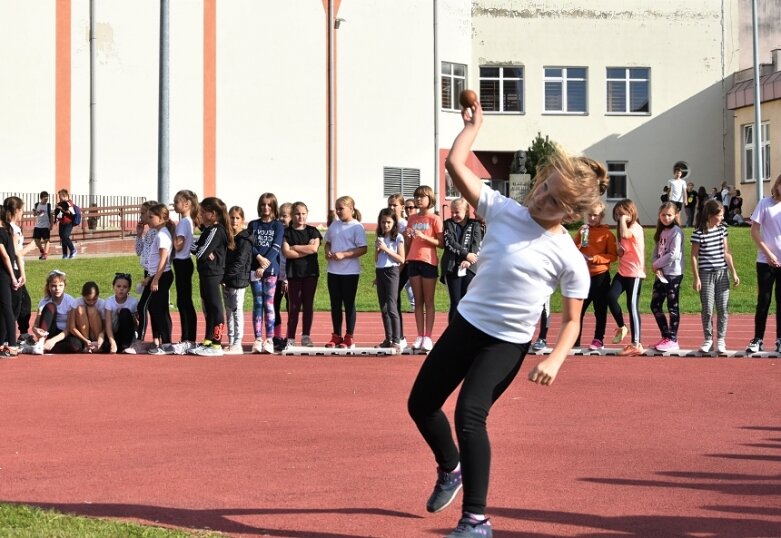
[325,333,343,348]
[776,339,781,353]
[223,344,244,355]
[446,515,493,537]
[612,326,629,344]
[421,336,434,352]
[263,338,275,354]
[618,343,644,356]
[31,340,45,355]
[285,338,296,349]
[588,339,604,351]
[412,336,424,350]
[699,340,713,353]
[531,338,547,351]
[252,339,264,354]
[426,466,463,513]
[187,341,213,355]
[38,254,45,260]
[746,338,763,353]
[716,339,727,354]
[398,337,407,350]
[192,343,224,357]
[376,339,392,348]
[170,341,194,355]
[301,335,314,347]
[339,334,355,349]
[147,345,167,355]
[272,336,286,352]
[655,338,679,352]
[69,251,77,259]
[41,253,48,260]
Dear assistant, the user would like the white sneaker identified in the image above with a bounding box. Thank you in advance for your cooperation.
[699,340,713,353]
[421,336,434,352]
[223,344,244,355]
[398,337,407,350]
[252,339,264,354]
[716,339,727,353]
[263,338,275,354]
[412,336,423,350]
[286,338,296,349]
[171,341,195,355]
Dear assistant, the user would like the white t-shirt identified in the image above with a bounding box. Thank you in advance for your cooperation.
[145,228,173,275]
[73,297,106,319]
[457,185,590,344]
[10,222,22,270]
[376,233,404,268]
[38,294,77,330]
[667,178,687,204]
[750,196,781,264]
[105,294,139,315]
[324,219,367,275]
[174,216,194,260]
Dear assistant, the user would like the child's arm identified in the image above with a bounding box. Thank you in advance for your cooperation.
[444,104,484,209]
[750,221,780,267]
[331,246,368,261]
[104,309,118,353]
[690,242,701,291]
[724,237,740,286]
[377,236,405,264]
[0,244,18,289]
[528,296,582,386]
[281,240,302,259]
[617,215,633,239]
[591,231,618,265]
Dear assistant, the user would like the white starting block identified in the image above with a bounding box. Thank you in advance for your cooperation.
[531,347,781,358]
[282,345,398,356]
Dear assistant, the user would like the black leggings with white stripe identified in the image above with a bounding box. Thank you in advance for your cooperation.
[608,274,643,345]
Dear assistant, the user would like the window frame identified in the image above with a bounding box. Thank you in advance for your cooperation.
[605,67,651,115]
[478,65,524,114]
[606,161,628,200]
[441,61,467,112]
[543,66,588,115]
[742,122,771,183]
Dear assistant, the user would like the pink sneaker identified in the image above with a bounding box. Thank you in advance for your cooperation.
[588,339,604,351]
[655,338,680,352]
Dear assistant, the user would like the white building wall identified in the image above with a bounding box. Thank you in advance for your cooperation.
[0,3,55,190]
[469,0,741,223]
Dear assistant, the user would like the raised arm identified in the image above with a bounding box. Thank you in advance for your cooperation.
[444,104,484,209]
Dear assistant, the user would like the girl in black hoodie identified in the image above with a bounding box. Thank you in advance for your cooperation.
[191,197,234,356]
[223,206,252,354]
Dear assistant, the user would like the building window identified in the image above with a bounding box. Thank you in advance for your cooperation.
[606,161,627,199]
[383,167,420,197]
[441,62,467,111]
[479,66,523,113]
[743,123,771,182]
[544,67,587,113]
[606,68,650,114]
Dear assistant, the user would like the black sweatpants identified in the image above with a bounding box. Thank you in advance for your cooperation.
[0,271,16,346]
[147,270,174,344]
[199,274,225,343]
[753,262,781,340]
[408,313,529,515]
[173,257,197,342]
[327,273,359,336]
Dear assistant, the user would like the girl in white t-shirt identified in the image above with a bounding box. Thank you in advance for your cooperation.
[747,173,781,353]
[374,208,405,349]
[172,190,199,345]
[408,101,608,538]
[142,204,176,354]
[104,272,139,353]
[67,281,106,352]
[27,269,77,354]
[323,195,367,349]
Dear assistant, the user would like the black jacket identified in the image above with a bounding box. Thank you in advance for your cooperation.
[223,229,252,289]
[440,218,482,282]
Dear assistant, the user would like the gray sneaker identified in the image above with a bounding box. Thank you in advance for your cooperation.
[446,515,492,537]
[531,338,547,351]
[426,466,463,513]
[301,335,314,347]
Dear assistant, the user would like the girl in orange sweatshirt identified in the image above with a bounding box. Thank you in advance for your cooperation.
[573,200,617,350]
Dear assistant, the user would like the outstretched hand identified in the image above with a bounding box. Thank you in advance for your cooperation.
[528,357,562,386]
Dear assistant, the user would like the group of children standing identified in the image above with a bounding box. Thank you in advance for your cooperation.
[559,194,740,356]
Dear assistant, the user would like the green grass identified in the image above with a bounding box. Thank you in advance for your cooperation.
[0,503,222,538]
[24,227,758,315]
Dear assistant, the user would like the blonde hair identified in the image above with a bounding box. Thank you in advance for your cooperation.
[528,147,609,224]
[335,195,361,222]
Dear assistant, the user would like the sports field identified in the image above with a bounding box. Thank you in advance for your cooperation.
[1,312,779,537]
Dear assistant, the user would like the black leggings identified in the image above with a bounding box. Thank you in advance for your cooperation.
[137,270,152,341]
[59,222,75,257]
[109,308,137,352]
[396,264,409,339]
[36,302,82,352]
[0,271,16,346]
[608,274,643,345]
[577,271,611,345]
[327,273,359,335]
[287,276,318,338]
[754,262,781,340]
[445,271,475,323]
[147,270,174,344]
[199,274,225,343]
[173,257,197,342]
[408,313,528,515]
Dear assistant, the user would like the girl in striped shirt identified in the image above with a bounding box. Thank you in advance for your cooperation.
[690,199,740,353]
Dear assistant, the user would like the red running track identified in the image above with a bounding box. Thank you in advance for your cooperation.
[0,312,779,537]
